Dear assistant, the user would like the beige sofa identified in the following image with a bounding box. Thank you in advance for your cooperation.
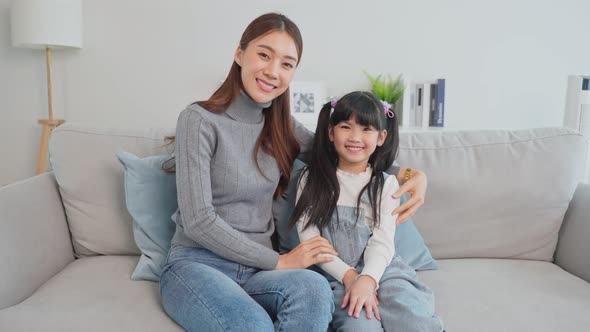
[1,124,589,331]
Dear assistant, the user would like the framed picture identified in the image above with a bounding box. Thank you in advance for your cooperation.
[289,81,326,130]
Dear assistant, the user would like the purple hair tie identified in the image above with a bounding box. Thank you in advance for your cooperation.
[381,100,394,118]
[329,97,338,116]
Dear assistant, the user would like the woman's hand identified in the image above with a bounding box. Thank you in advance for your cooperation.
[392,168,428,225]
[275,236,337,270]
[341,273,380,320]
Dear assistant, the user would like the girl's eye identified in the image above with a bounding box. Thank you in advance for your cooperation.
[340,125,350,129]
[283,63,294,69]
[258,53,270,59]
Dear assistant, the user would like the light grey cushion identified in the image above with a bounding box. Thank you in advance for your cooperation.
[0,256,182,332]
[49,124,174,257]
[418,259,590,332]
[397,127,587,261]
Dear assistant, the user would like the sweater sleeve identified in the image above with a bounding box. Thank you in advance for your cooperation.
[291,116,314,163]
[295,173,355,283]
[175,108,279,270]
[361,176,400,285]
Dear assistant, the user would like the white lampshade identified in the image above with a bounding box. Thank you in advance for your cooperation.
[10,0,83,49]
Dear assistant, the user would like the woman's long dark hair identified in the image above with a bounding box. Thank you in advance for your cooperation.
[162,13,303,198]
[290,91,399,232]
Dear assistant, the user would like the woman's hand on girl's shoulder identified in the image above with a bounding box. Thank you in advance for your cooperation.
[275,236,337,270]
[392,168,428,225]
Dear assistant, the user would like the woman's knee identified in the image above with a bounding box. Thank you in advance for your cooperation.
[287,270,334,311]
[160,261,274,332]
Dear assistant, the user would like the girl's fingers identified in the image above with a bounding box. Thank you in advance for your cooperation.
[341,291,350,309]
[348,297,358,316]
[353,299,364,318]
[365,302,373,320]
[373,302,381,321]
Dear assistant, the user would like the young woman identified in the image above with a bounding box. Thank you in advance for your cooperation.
[293,92,444,331]
[160,13,429,332]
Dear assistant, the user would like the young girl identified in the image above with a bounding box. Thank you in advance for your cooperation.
[292,91,444,331]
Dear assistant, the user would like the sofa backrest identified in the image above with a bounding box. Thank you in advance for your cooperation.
[396,127,587,261]
[49,124,173,257]
[50,124,587,261]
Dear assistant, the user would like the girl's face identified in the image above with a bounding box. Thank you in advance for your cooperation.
[329,114,387,174]
[234,30,298,104]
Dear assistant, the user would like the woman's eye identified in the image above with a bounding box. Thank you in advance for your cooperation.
[258,53,270,59]
[283,63,294,69]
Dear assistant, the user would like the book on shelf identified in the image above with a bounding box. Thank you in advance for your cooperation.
[434,78,445,127]
[429,83,437,127]
[409,78,445,128]
[413,83,431,128]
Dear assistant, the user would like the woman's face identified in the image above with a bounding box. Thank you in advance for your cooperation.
[234,30,298,104]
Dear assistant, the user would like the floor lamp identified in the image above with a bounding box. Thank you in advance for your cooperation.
[10,0,83,175]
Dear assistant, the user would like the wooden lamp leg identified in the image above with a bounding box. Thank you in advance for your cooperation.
[36,47,65,175]
[36,119,65,175]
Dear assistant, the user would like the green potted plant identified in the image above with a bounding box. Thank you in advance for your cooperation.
[365,72,405,120]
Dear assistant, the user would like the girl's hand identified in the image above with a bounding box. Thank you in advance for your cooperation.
[275,236,337,270]
[341,275,381,321]
[392,168,428,225]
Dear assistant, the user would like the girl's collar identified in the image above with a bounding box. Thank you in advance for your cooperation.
[336,164,372,177]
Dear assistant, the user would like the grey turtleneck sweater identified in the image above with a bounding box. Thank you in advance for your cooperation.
[171,91,400,270]
[171,91,314,270]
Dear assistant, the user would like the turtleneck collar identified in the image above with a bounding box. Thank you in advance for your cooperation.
[225,90,272,124]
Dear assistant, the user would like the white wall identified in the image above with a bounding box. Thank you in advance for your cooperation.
[1,0,589,186]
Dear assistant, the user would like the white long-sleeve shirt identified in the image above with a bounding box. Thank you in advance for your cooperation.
[296,166,400,284]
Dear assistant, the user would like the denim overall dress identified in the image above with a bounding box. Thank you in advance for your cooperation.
[320,196,444,332]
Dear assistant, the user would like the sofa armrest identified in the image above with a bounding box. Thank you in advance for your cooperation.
[0,172,75,309]
[555,182,590,283]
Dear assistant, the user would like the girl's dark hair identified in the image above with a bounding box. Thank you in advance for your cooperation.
[290,91,399,232]
[162,13,303,198]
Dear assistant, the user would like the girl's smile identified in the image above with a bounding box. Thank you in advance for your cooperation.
[329,114,387,174]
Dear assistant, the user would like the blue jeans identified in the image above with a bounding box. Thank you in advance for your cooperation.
[160,247,334,332]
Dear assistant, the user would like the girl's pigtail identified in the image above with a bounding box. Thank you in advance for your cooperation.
[290,101,340,232]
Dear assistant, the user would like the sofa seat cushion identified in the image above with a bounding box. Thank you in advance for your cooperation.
[0,256,182,332]
[418,259,590,332]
